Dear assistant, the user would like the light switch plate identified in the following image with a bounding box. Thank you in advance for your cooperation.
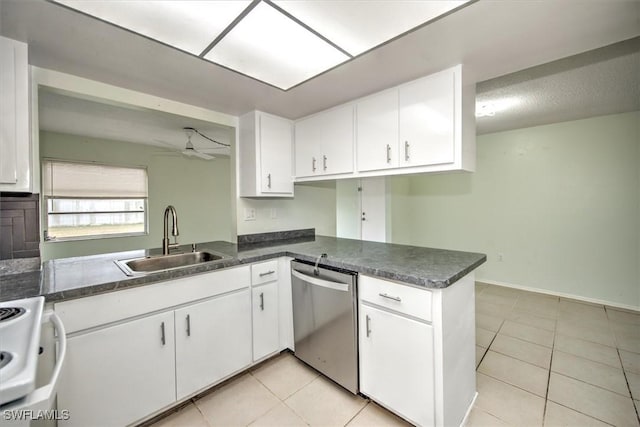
[244,208,257,221]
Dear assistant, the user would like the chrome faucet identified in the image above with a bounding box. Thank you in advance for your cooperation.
[162,205,180,255]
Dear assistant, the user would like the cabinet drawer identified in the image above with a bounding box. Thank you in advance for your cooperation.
[251,260,278,285]
[359,275,432,322]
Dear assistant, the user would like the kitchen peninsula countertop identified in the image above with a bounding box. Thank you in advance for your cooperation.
[0,235,486,303]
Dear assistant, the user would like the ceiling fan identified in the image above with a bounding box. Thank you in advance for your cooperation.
[154,127,230,160]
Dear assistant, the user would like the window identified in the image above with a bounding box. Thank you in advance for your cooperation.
[42,160,148,241]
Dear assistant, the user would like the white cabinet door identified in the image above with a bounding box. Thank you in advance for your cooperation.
[399,68,455,167]
[320,104,354,175]
[294,104,354,177]
[175,289,252,400]
[260,113,293,194]
[294,116,322,178]
[356,90,399,172]
[0,36,31,192]
[57,311,176,427]
[359,304,435,427]
[252,282,279,361]
[239,111,293,197]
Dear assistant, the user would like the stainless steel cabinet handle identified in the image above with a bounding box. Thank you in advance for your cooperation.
[366,315,371,337]
[323,155,327,171]
[312,157,317,172]
[361,211,366,221]
[405,141,410,161]
[186,314,191,337]
[160,321,166,345]
[267,173,272,188]
[260,292,264,311]
[379,293,402,302]
[259,270,275,277]
[386,144,391,163]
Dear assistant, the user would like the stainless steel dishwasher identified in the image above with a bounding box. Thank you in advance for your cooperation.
[291,259,358,394]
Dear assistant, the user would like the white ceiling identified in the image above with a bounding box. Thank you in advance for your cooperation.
[51,0,468,90]
[1,0,638,122]
[476,37,640,135]
[38,89,234,155]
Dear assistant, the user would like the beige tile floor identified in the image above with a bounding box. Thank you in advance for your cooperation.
[149,283,640,427]
[471,282,640,427]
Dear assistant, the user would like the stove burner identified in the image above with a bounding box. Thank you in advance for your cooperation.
[0,307,26,323]
[0,352,12,370]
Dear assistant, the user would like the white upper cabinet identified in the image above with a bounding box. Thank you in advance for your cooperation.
[294,104,354,178]
[295,64,474,183]
[356,89,399,172]
[0,36,32,192]
[399,67,455,167]
[239,111,293,197]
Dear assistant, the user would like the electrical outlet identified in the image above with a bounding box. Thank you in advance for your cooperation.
[497,253,504,262]
[244,208,256,221]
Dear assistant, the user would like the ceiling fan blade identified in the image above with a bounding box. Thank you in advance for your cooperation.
[182,149,215,160]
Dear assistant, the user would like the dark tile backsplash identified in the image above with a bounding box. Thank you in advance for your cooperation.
[237,228,315,245]
[0,193,40,260]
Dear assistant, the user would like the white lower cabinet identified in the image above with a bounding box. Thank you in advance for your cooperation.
[359,304,435,426]
[252,282,279,361]
[55,262,293,426]
[358,273,476,427]
[57,311,177,427]
[175,290,252,400]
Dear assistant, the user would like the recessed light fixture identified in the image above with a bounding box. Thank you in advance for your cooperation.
[476,97,522,118]
[51,0,471,90]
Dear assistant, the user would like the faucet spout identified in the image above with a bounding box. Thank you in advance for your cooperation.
[163,205,180,255]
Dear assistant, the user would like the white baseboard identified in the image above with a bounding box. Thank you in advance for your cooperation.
[476,278,640,313]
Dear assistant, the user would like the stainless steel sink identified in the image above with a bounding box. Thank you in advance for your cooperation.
[115,251,230,276]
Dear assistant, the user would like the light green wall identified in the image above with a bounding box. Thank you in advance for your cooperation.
[236,181,337,237]
[39,131,233,260]
[391,112,640,309]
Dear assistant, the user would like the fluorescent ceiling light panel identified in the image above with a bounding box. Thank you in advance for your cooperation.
[53,0,251,55]
[273,0,469,56]
[204,2,350,90]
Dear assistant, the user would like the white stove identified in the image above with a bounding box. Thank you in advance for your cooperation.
[0,296,44,406]
[0,296,67,426]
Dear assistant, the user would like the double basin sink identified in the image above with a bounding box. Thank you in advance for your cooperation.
[115,250,231,276]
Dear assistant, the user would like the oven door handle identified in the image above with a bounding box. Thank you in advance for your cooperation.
[1,311,67,414]
[291,269,350,292]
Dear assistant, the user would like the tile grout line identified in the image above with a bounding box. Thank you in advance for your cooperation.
[342,401,371,426]
[542,316,557,424]
[607,303,640,425]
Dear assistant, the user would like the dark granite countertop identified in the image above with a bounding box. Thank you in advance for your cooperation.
[0,235,486,303]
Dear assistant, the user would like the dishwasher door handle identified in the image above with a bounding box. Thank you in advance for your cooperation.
[291,269,350,292]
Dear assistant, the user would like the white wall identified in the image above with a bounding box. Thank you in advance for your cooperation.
[236,181,336,237]
[391,112,640,309]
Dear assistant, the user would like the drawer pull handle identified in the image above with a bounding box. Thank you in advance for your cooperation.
[405,141,410,161]
[267,173,272,188]
[386,144,391,163]
[186,314,191,337]
[323,155,327,171]
[366,315,371,337]
[260,292,265,311]
[312,157,317,172]
[259,270,275,277]
[379,293,401,302]
[160,321,166,345]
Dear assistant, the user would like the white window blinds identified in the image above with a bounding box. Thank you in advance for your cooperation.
[42,160,148,198]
